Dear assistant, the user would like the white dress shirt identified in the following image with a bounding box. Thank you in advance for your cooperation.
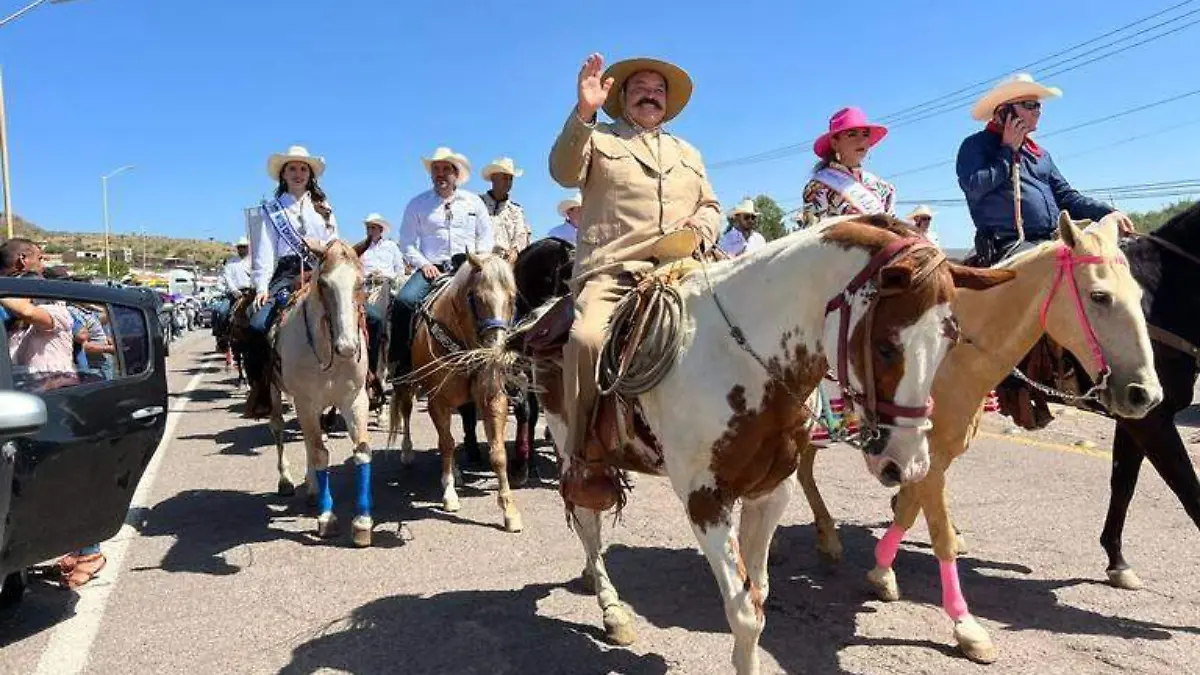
[545,221,577,245]
[220,256,252,292]
[718,228,767,257]
[249,191,339,292]
[397,188,494,268]
[360,238,405,280]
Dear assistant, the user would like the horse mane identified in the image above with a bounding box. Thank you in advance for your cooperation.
[448,254,517,296]
[321,239,360,268]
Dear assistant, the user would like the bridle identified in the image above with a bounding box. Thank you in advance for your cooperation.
[302,259,366,372]
[1005,245,1125,402]
[420,269,512,356]
[824,237,948,439]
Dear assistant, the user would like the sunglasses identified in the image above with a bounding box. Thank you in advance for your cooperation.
[1013,101,1042,112]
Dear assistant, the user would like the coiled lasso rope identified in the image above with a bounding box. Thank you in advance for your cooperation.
[598,275,687,397]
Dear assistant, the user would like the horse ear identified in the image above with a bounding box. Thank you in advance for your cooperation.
[947,262,1015,290]
[466,252,484,269]
[1057,211,1083,249]
[308,240,327,259]
[879,263,913,290]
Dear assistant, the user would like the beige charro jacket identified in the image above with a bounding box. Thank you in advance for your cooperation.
[549,109,722,288]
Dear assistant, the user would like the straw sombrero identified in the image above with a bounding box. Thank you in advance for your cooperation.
[602,57,693,123]
[267,145,325,180]
[971,73,1062,122]
[235,236,250,247]
[729,198,759,217]
[557,192,582,218]
[480,157,524,181]
[364,213,391,231]
[905,205,935,221]
[421,147,472,186]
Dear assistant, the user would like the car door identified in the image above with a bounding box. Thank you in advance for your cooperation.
[0,278,168,576]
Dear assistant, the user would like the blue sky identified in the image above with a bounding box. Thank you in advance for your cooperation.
[1,0,1197,249]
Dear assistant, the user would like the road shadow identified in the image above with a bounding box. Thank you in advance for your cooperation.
[0,576,79,649]
[279,583,670,675]
[1173,404,1200,429]
[177,418,300,456]
[599,522,1196,673]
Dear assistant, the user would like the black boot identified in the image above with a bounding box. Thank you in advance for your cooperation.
[459,402,483,465]
[388,304,414,380]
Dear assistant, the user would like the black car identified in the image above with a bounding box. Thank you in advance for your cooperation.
[0,278,168,604]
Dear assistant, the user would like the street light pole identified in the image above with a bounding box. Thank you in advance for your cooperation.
[0,68,11,239]
[101,164,134,279]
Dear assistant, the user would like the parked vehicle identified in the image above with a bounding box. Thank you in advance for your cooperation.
[0,278,168,605]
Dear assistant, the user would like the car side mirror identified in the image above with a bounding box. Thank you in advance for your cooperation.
[0,392,47,438]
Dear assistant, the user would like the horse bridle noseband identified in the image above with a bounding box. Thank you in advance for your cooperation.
[303,267,366,372]
[824,237,947,438]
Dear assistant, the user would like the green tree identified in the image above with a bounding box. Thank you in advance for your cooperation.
[753,195,788,242]
[1128,199,1196,233]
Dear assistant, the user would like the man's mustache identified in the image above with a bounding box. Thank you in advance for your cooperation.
[635,97,663,110]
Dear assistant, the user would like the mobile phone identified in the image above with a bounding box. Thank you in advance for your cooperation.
[998,104,1016,124]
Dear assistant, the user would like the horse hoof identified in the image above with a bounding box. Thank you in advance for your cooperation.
[817,540,844,563]
[580,570,596,594]
[443,497,461,513]
[954,617,997,664]
[1107,568,1144,591]
[277,478,296,497]
[866,566,900,602]
[504,513,524,533]
[316,513,339,539]
[351,517,373,548]
[603,606,637,646]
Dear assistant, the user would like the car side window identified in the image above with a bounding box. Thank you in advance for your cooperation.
[1,295,150,393]
[111,304,150,377]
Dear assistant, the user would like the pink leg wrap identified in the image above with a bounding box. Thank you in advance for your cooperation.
[939,559,970,621]
[874,524,906,569]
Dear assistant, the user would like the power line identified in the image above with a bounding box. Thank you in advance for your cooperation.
[894,179,1200,206]
[875,0,1198,123]
[883,87,1200,180]
[709,2,1200,170]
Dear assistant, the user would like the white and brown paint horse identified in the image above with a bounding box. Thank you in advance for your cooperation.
[388,253,523,532]
[796,213,1163,663]
[534,215,1013,675]
[268,240,375,547]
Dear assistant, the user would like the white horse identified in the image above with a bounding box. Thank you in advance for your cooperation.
[269,239,374,547]
[534,215,1014,674]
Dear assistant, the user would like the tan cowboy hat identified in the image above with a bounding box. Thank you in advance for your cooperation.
[905,205,935,221]
[729,198,759,217]
[235,236,250,247]
[363,212,391,231]
[649,228,700,263]
[602,57,693,123]
[480,157,524,181]
[421,147,472,186]
[971,73,1062,122]
[556,192,582,218]
[266,145,326,180]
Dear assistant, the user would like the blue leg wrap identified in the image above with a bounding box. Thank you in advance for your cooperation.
[315,468,333,514]
[355,461,372,517]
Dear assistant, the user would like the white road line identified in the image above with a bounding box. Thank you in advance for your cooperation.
[33,365,209,675]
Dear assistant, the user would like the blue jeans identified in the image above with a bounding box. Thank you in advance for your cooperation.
[388,272,437,374]
[250,289,291,333]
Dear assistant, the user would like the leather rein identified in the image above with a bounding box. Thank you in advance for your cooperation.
[1142,233,1200,366]
[301,265,367,372]
[824,237,946,437]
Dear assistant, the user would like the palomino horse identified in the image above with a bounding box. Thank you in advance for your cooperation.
[387,253,523,532]
[532,216,1012,675]
[795,213,1163,663]
[268,240,374,547]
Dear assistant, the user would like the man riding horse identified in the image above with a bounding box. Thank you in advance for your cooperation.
[549,53,721,512]
[956,74,1138,429]
[353,213,405,412]
[388,147,494,385]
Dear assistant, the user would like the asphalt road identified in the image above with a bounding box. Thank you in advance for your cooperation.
[1,333,1197,674]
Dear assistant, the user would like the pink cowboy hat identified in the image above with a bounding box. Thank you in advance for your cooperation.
[812,107,889,159]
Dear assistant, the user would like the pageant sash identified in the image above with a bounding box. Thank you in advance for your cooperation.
[812,167,886,216]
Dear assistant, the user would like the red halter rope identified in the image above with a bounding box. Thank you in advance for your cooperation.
[824,237,946,434]
[1037,245,1124,377]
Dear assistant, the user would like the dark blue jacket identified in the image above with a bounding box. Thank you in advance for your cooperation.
[956,128,1112,240]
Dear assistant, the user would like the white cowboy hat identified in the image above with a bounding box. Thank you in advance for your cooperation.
[422,147,471,186]
[729,198,759,217]
[905,205,935,220]
[480,157,524,181]
[235,236,250,247]
[363,212,391,231]
[266,145,326,180]
[556,192,582,218]
[602,57,693,123]
[971,73,1062,122]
